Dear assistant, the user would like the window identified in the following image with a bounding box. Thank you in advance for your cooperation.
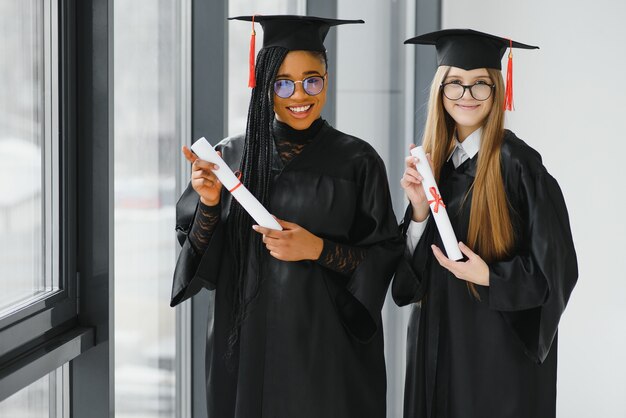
[0,0,92,409]
[0,366,68,418]
[114,0,186,415]
[0,0,79,365]
[0,0,59,319]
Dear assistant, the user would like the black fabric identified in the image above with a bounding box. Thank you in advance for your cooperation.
[229,15,364,52]
[404,29,539,71]
[171,121,403,418]
[272,118,366,276]
[188,202,221,254]
[272,117,323,164]
[392,130,578,418]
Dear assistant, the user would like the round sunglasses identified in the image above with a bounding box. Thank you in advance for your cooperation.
[273,73,327,99]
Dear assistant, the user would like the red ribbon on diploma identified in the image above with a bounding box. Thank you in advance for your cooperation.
[427,187,446,213]
[229,170,243,193]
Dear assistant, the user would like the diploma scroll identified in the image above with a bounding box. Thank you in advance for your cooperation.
[191,137,283,231]
[410,146,463,261]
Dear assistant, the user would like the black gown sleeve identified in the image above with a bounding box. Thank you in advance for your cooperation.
[170,137,244,307]
[317,239,366,277]
[328,152,404,342]
[169,184,227,307]
[487,168,578,363]
[391,205,435,306]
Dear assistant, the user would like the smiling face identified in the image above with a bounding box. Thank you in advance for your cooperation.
[442,67,494,141]
[273,50,327,130]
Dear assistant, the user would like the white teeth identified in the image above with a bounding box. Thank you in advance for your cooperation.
[288,105,312,113]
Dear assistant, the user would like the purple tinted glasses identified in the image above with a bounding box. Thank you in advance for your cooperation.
[273,74,326,98]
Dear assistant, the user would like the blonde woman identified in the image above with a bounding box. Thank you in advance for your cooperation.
[393,29,578,418]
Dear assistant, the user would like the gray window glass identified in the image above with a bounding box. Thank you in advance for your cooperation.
[0,366,67,418]
[0,0,59,317]
[114,0,183,416]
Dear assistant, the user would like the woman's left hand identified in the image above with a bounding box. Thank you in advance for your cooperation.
[252,218,324,262]
[431,242,490,286]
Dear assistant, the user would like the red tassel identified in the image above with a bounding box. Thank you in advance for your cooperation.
[504,39,514,111]
[248,16,257,88]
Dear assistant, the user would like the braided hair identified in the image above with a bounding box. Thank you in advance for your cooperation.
[225,47,329,361]
[226,46,289,358]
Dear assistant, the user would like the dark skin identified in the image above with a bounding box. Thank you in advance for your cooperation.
[181,50,327,262]
[273,50,328,130]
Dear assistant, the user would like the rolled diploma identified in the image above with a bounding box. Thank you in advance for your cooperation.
[190,137,283,231]
[410,146,462,260]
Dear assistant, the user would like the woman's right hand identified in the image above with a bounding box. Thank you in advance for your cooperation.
[182,145,223,206]
[400,144,431,222]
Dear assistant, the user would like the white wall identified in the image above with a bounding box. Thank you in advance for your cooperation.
[441,1,626,416]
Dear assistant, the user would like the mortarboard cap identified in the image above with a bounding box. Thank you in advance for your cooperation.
[229,15,364,52]
[229,15,364,88]
[404,29,539,110]
[404,29,538,71]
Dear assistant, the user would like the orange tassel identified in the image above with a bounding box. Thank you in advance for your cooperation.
[248,16,257,88]
[504,38,514,111]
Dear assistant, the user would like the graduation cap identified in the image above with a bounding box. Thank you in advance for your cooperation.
[229,15,364,88]
[404,29,539,110]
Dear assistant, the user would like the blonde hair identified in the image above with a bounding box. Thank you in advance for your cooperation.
[422,66,514,298]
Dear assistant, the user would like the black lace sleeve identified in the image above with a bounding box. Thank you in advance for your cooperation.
[317,239,367,277]
[188,201,221,255]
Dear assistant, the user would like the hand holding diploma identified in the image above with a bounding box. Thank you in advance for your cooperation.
[188,137,283,230]
[253,219,324,262]
[431,242,489,286]
[401,144,489,283]
[404,145,463,261]
[400,144,433,222]
[182,145,223,206]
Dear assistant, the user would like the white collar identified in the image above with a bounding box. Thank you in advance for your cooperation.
[447,127,482,161]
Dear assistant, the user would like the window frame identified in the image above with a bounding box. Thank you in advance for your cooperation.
[0,0,62,325]
[0,0,77,360]
[0,0,99,404]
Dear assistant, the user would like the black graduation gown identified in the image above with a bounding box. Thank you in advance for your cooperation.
[170,121,404,418]
[393,130,578,418]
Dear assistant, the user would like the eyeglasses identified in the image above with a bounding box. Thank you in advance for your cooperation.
[273,74,327,99]
[440,81,495,101]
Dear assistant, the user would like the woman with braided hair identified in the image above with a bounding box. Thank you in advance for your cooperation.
[170,15,403,418]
